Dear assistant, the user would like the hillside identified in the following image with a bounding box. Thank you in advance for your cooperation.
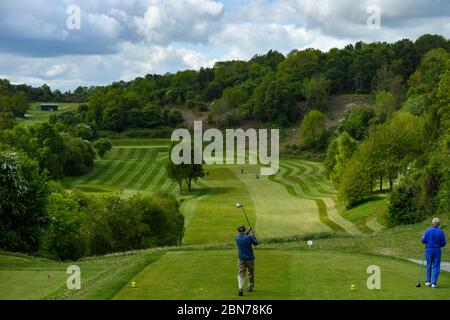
[1,34,449,301]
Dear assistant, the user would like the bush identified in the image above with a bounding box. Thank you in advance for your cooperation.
[386,181,425,227]
[63,135,96,176]
[37,191,184,260]
[39,192,83,260]
[93,138,113,159]
[0,145,50,253]
[300,110,329,151]
[337,156,371,208]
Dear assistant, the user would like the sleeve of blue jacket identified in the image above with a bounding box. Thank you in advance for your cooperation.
[251,235,258,246]
[421,229,428,244]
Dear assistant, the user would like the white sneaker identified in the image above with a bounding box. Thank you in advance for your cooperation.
[425,282,431,287]
[432,284,437,289]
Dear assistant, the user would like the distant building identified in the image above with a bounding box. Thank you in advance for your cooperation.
[39,103,59,112]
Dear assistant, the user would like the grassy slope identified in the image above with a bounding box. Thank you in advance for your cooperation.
[1,137,447,300]
[337,193,388,233]
[17,103,79,126]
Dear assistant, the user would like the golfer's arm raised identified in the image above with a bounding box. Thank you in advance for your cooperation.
[249,230,258,245]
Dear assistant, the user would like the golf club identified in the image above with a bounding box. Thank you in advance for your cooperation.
[416,251,426,288]
[236,202,253,231]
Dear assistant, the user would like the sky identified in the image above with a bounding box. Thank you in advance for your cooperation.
[0,0,449,91]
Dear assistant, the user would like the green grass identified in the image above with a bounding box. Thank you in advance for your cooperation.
[3,139,447,300]
[0,250,166,300]
[1,220,448,300]
[17,102,79,125]
[112,139,170,147]
[338,194,388,233]
[62,141,356,243]
[114,249,449,300]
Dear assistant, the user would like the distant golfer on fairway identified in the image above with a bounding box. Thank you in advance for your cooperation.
[235,226,258,296]
[422,218,446,288]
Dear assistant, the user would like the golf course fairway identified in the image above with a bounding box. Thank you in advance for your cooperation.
[113,249,449,300]
[1,140,448,300]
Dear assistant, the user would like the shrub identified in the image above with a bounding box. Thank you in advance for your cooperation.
[0,145,50,253]
[386,180,424,227]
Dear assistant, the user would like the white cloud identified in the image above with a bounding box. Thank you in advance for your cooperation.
[0,0,448,91]
[43,64,68,78]
[134,0,224,45]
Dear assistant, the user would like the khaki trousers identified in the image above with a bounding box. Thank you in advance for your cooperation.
[238,259,255,289]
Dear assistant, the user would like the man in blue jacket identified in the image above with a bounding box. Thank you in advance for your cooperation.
[235,226,258,296]
[422,218,446,288]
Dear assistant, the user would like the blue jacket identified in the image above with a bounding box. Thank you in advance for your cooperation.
[422,227,446,253]
[235,233,258,261]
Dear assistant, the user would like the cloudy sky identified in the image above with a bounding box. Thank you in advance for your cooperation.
[0,0,449,91]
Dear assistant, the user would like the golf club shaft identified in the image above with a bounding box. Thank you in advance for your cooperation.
[417,251,426,284]
[241,207,252,230]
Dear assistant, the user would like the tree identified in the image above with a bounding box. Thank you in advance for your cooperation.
[63,135,96,176]
[203,81,222,101]
[94,138,113,159]
[375,91,396,122]
[10,92,29,117]
[415,34,449,56]
[327,132,358,186]
[338,113,425,205]
[302,76,330,111]
[300,110,328,151]
[0,111,16,130]
[0,145,50,252]
[371,64,405,106]
[28,122,67,179]
[408,48,449,98]
[337,153,372,208]
[401,95,427,116]
[40,191,83,260]
[167,142,205,193]
[167,158,184,192]
[340,105,376,140]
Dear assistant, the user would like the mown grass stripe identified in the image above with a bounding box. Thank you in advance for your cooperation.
[141,154,166,190]
[282,161,335,196]
[270,162,358,234]
[80,148,124,184]
[113,148,148,188]
[96,148,134,185]
[149,163,168,192]
[124,149,158,189]
[282,162,330,196]
[158,175,173,193]
[133,154,161,190]
[314,199,345,232]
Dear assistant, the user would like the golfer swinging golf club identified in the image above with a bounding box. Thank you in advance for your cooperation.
[421,217,446,288]
[235,203,258,296]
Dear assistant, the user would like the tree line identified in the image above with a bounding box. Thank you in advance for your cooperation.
[297,45,450,227]
[0,144,184,260]
[53,34,450,134]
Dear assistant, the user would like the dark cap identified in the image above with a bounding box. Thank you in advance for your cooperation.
[237,226,246,233]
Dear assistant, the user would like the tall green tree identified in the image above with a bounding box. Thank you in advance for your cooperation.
[302,76,330,111]
[300,110,328,151]
[375,90,397,122]
[0,145,50,252]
